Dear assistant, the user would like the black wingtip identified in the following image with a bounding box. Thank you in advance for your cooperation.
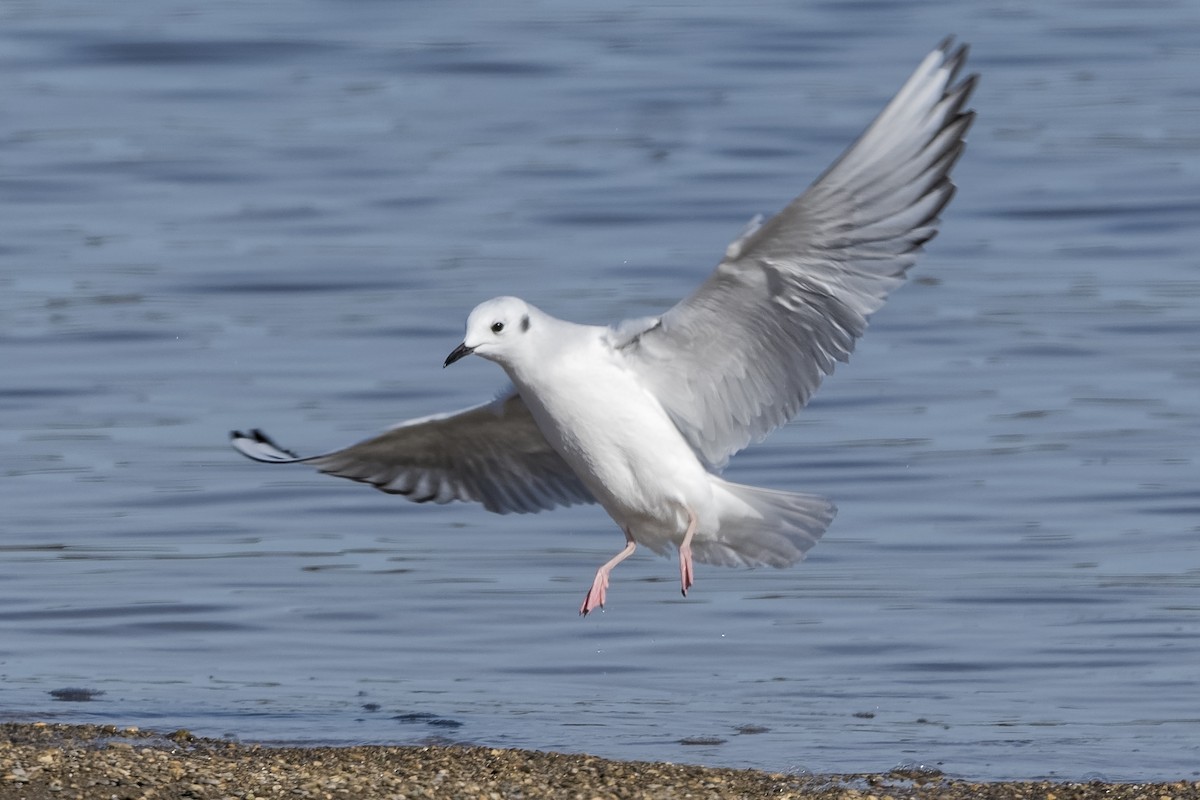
[936,35,966,59]
[935,36,973,89]
[231,427,300,459]
[956,73,981,102]
[253,428,298,458]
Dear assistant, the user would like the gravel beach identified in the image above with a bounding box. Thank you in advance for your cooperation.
[2,723,1197,800]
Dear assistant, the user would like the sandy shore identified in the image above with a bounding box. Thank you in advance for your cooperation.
[2,722,1197,800]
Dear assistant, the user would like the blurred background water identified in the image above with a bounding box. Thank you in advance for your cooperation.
[2,0,1198,782]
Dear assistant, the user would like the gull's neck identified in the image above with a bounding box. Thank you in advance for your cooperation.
[496,308,603,387]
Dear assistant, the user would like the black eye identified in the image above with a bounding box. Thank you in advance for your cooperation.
[491,322,504,334]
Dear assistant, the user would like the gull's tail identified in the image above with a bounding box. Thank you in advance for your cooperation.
[695,478,836,568]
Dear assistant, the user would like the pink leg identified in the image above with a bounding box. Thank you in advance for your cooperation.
[581,529,636,616]
[679,505,697,597]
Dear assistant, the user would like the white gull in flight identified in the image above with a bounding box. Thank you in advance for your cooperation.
[232,39,978,615]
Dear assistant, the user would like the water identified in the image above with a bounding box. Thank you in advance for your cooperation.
[2,0,1199,782]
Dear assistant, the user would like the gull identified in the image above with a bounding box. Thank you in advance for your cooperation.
[232,39,977,615]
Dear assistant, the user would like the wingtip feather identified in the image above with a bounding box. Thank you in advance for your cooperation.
[230,428,302,462]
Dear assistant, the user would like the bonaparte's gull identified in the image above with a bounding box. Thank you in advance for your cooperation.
[233,40,977,614]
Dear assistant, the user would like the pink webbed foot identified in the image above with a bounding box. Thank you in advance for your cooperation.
[580,569,609,616]
[580,532,637,617]
[678,505,698,598]
[679,544,694,597]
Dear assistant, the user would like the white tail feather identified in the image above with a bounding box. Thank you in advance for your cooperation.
[694,478,836,568]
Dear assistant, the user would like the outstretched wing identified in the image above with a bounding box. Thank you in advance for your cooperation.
[610,39,978,468]
[231,387,594,514]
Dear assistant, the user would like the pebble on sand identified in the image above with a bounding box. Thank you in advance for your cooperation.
[2,722,1199,800]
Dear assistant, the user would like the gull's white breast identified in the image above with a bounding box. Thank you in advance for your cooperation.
[507,328,716,547]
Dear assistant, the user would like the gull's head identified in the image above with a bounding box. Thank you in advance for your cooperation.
[444,296,536,368]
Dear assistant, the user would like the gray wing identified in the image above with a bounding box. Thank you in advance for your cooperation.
[610,39,977,469]
[231,387,594,514]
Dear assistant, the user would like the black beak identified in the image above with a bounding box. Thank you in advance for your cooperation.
[443,342,474,368]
